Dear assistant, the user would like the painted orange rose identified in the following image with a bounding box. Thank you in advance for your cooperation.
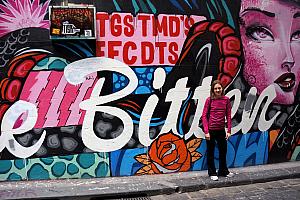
[148,132,191,173]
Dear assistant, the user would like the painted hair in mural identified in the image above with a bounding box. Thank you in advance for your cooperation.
[0,0,299,182]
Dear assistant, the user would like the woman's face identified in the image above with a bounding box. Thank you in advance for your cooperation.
[214,83,223,97]
[240,0,300,105]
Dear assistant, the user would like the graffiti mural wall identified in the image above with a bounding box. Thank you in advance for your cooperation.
[0,0,299,181]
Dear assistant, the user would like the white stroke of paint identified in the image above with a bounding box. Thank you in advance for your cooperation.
[0,100,46,158]
[64,57,138,152]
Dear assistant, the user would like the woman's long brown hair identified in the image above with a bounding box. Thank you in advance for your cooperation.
[210,80,224,99]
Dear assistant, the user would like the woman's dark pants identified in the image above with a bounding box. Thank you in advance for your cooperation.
[206,129,229,176]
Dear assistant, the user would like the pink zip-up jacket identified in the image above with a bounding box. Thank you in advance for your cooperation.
[202,96,231,134]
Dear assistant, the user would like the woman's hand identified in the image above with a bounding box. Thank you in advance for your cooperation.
[205,133,210,140]
[226,132,231,140]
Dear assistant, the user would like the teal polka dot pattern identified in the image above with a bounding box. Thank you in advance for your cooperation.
[58,155,74,161]
[14,159,25,170]
[49,59,67,70]
[36,57,49,66]
[52,162,66,177]
[77,153,95,169]
[0,152,110,181]
[28,164,50,180]
[41,157,54,165]
[0,160,26,181]
[0,160,12,174]
[95,161,109,177]
[8,173,22,181]
[34,57,69,70]
[67,163,79,175]
[82,173,93,179]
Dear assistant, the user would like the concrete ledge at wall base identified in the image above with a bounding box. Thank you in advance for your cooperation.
[0,161,299,200]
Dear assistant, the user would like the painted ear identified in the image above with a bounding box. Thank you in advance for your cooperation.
[177,20,242,89]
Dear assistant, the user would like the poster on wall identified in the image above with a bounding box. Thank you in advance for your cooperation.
[49,6,96,39]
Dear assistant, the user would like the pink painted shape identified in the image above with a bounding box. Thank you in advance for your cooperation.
[20,71,63,128]
[66,73,97,126]
[57,80,80,127]
[20,71,50,103]
[36,71,63,128]
[20,71,99,128]
[78,76,99,124]
[43,73,67,128]
[13,111,28,129]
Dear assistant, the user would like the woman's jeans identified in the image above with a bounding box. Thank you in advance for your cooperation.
[206,129,229,176]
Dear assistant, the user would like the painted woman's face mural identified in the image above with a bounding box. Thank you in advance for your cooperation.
[240,0,300,105]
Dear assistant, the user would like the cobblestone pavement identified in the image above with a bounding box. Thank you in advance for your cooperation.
[149,178,300,200]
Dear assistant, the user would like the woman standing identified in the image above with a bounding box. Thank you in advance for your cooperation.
[202,80,233,181]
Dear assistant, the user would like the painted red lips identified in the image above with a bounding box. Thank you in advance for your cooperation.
[274,73,296,92]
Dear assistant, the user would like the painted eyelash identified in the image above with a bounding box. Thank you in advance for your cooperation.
[245,25,273,41]
[291,30,300,40]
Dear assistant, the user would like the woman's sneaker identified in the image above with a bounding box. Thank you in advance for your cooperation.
[226,172,234,178]
[210,176,218,181]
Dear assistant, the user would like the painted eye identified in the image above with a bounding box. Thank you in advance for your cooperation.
[291,30,300,41]
[246,26,274,41]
